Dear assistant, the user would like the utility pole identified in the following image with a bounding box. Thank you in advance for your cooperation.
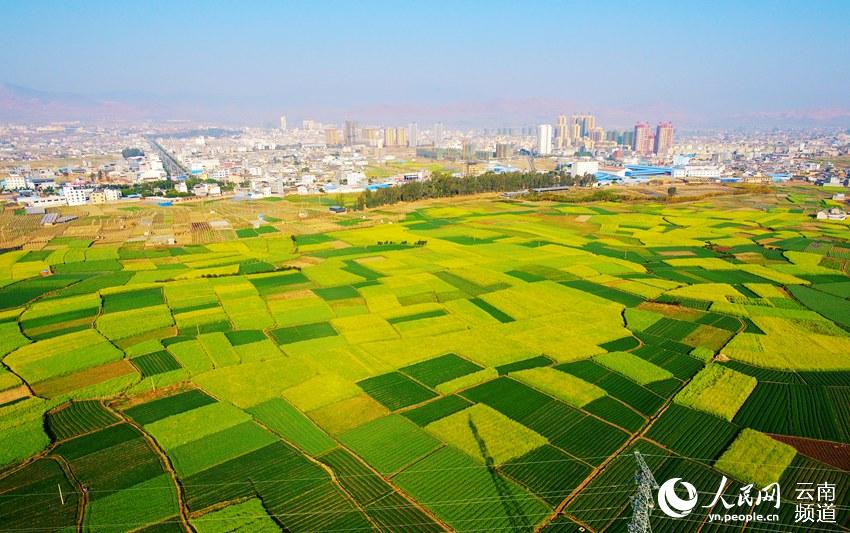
[628,450,658,533]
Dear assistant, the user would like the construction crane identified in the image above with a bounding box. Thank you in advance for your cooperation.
[628,451,659,533]
[519,148,536,173]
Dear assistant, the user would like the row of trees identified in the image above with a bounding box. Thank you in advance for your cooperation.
[117,177,233,198]
[353,171,595,210]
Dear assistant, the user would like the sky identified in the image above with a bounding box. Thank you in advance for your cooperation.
[1,0,849,128]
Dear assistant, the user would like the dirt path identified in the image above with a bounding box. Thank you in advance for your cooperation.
[112,406,194,532]
[51,454,86,532]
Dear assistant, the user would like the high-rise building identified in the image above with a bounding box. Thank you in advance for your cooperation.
[396,127,407,147]
[383,128,397,147]
[556,115,569,149]
[302,119,317,130]
[570,122,581,143]
[279,115,287,130]
[462,139,476,160]
[633,122,653,154]
[591,127,605,143]
[654,122,674,155]
[621,130,635,148]
[325,128,342,146]
[537,124,553,155]
[434,122,444,148]
[382,127,408,147]
[582,115,596,138]
[571,114,596,139]
[344,120,358,146]
[408,123,418,148]
[361,128,381,147]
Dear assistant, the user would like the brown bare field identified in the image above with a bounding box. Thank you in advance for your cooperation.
[638,301,705,321]
[32,359,137,398]
[771,434,850,471]
[0,385,30,405]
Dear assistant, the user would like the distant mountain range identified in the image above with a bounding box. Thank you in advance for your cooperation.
[0,83,148,123]
[1,81,849,129]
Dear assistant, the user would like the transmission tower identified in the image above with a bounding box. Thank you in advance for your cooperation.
[628,450,659,533]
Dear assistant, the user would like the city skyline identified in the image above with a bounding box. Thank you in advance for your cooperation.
[1,1,849,128]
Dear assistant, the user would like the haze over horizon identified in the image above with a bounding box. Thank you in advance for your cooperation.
[2,0,849,128]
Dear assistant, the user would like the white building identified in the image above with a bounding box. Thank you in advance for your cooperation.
[817,208,847,221]
[16,195,66,208]
[4,175,28,190]
[570,160,599,176]
[342,171,367,188]
[174,182,188,193]
[537,124,553,155]
[673,164,722,179]
[280,115,288,130]
[192,183,222,197]
[672,154,693,166]
[210,168,230,180]
[62,185,90,206]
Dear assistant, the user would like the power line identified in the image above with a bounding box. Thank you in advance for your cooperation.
[1,449,846,500]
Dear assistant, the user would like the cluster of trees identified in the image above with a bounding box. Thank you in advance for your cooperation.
[353,171,595,210]
[121,148,144,158]
[117,177,233,198]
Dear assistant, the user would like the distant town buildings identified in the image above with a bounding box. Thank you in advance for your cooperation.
[279,115,287,130]
[2,117,847,215]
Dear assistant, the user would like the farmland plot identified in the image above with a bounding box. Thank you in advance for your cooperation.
[2,191,850,532]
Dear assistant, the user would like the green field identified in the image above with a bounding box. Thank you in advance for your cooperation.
[1,186,849,531]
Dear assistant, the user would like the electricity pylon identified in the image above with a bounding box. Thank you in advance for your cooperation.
[628,450,659,533]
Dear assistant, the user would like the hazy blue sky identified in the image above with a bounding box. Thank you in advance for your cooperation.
[2,0,849,127]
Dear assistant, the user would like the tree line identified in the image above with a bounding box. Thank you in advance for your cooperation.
[353,171,595,210]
